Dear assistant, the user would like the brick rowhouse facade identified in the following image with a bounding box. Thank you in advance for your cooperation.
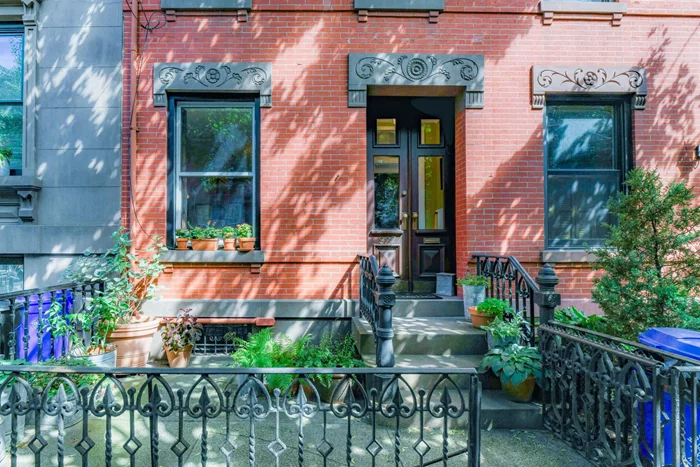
[123,1,700,320]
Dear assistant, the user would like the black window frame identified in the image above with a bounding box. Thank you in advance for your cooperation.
[544,93,634,250]
[166,93,261,249]
[0,24,24,176]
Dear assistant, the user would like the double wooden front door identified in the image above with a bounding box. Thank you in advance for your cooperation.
[367,97,456,293]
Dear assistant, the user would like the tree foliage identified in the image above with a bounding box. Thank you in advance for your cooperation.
[591,169,700,340]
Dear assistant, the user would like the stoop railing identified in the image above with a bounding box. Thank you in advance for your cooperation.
[358,254,396,368]
[0,365,481,467]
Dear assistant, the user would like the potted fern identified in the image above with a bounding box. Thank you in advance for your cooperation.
[160,308,202,368]
[458,274,488,321]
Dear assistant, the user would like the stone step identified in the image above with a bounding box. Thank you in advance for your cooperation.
[392,296,465,318]
[353,317,488,356]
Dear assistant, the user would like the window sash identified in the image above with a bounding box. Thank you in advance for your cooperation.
[174,101,257,235]
[544,97,630,249]
[0,26,24,105]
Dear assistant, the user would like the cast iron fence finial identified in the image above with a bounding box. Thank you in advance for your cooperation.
[534,263,560,326]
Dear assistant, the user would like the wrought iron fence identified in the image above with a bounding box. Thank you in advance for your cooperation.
[0,282,104,362]
[0,365,481,467]
[540,321,700,467]
[472,254,560,345]
[358,254,396,368]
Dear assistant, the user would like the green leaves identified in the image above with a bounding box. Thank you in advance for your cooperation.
[590,168,700,340]
[457,274,489,288]
[479,344,542,388]
[476,298,513,317]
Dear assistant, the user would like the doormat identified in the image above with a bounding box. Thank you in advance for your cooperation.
[395,292,443,300]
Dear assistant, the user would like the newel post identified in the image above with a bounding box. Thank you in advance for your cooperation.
[534,263,561,326]
[375,264,396,368]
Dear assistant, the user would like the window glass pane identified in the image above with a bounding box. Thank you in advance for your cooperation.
[0,104,22,173]
[0,34,23,101]
[0,258,23,294]
[547,173,617,248]
[376,119,396,145]
[180,177,253,230]
[418,156,444,229]
[546,105,615,169]
[421,119,440,145]
[180,106,253,173]
[374,156,399,229]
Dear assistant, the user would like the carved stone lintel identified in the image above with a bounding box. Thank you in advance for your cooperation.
[153,62,272,108]
[532,65,647,110]
[348,53,485,109]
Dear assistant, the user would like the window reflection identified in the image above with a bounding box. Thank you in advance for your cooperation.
[421,119,440,145]
[418,156,444,230]
[374,156,399,229]
[376,119,397,145]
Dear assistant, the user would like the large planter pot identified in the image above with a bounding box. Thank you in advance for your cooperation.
[176,238,189,250]
[468,306,496,329]
[237,238,256,252]
[223,238,236,251]
[106,317,160,367]
[70,345,117,368]
[462,285,486,322]
[165,344,193,368]
[501,374,536,403]
[191,239,218,251]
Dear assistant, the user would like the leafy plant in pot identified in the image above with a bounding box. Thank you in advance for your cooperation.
[469,298,511,329]
[160,308,203,368]
[481,313,525,349]
[479,344,542,403]
[222,226,237,251]
[458,274,489,322]
[63,227,166,367]
[175,229,190,250]
[189,221,221,251]
[0,144,11,177]
[235,223,255,252]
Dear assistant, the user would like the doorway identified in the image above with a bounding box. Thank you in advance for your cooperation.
[367,97,456,293]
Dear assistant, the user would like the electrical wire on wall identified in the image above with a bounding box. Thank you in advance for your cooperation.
[124,0,166,243]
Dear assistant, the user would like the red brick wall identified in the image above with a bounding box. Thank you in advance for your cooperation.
[123,1,700,304]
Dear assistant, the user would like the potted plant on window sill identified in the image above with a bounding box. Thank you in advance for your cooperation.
[222,226,237,251]
[190,222,221,251]
[175,229,190,250]
[160,308,203,368]
[235,223,255,252]
[469,298,511,329]
[63,227,166,367]
[458,274,489,321]
[0,145,11,177]
[479,344,542,403]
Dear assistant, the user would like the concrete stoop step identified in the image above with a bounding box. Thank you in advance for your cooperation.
[392,296,465,318]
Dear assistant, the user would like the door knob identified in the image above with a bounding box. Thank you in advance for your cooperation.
[400,213,408,230]
[412,212,418,230]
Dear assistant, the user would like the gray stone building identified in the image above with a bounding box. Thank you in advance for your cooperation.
[0,0,122,291]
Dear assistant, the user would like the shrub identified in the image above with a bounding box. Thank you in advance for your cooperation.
[476,298,512,317]
[554,306,606,333]
[590,169,700,340]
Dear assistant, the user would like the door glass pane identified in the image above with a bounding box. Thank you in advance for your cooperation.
[180,177,253,230]
[0,104,22,173]
[376,119,396,145]
[418,156,444,230]
[0,34,23,101]
[547,172,617,248]
[546,105,615,169]
[421,119,440,145]
[374,156,399,229]
[180,106,253,173]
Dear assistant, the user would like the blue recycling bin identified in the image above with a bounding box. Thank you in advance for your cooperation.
[638,327,700,465]
[14,290,73,362]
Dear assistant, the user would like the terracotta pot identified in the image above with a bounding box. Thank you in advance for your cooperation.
[191,238,218,251]
[176,238,189,250]
[223,238,237,251]
[106,317,160,367]
[165,344,193,368]
[237,237,256,252]
[501,374,536,403]
[468,306,497,329]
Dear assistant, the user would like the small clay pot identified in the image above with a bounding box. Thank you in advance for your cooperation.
[191,239,218,251]
[165,344,193,368]
[468,306,497,329]
[223,238,237,251]
[176,238,189,250]
[237,238,256,252]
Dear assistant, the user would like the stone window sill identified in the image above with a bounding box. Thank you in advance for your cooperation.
[161,0,251,9]
[160,250,264,273]
[539,1,627,26]
[541,250,598,263]
[354,0,443,11]
[0,176,42,223]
